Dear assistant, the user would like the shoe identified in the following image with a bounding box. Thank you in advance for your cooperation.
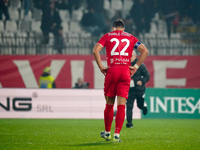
[143,102,148,115]
[143,107,148,115]
[126,123,133,128]
[100,131,111,141]
[113,135,122,142]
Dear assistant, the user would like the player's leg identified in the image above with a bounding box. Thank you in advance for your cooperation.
[113,65,130,142]
[126,92,135,128]
[101,66,118,141]
[113,96,126,142]
[101,96,115,141]
[104,96,115,132]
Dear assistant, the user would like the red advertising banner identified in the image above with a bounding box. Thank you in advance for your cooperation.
[0,55,199,88]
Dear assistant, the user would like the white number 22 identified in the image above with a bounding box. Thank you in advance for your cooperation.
[110,38,130,56]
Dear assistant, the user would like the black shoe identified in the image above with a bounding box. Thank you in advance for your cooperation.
[126,123,133,128]
[143,107,148,115]
[142,101,148,115]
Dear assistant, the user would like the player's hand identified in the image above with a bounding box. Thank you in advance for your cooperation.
[100,66,109,76]
[129,66,137,77]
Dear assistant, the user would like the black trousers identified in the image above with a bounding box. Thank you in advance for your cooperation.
[126,92,145,124]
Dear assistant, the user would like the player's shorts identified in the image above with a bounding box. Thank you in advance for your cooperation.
[104,65,131,99]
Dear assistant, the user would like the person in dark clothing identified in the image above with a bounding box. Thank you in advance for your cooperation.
[0,0,10,20]
[40,1,62,44]
[33,0,51,10]
[39,67,56,88]
[67,0,83,18]
[129,0,152,36]
[159,0,180,38]
[74,78,89,89]
[81,8,99,35]
[53,25,65,54]
[126,51,150,128]
[86,0,104,13]
[81,7,108,36]
[81,0,109,36]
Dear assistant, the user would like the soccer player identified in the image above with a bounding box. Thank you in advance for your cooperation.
[126,51,150,128]
[93,19,148,142]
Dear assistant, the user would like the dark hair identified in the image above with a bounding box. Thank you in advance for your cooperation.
[112,19,125,28]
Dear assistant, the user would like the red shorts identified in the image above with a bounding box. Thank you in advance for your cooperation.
[104,65,131,99]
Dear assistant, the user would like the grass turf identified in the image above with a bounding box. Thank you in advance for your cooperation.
[0,119,200,150]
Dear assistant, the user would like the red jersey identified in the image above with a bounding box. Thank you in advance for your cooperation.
[98,30,139,67]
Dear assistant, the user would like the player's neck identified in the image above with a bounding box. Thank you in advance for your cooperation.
[113,27,124,31]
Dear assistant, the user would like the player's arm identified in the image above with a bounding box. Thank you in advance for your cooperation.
[130,43,148,76]
[93,43,109,75]
[135,44,148,66]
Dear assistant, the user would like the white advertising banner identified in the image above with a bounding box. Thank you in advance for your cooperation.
[0,89,141,119]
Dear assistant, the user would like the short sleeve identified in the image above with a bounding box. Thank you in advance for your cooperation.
[132,36,141,49]
[97,34,107,47]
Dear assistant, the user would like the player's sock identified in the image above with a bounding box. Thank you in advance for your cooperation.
[115,105,125,134]
[104,104,114,132]
[114,133,119,138]
[105,131,110,134]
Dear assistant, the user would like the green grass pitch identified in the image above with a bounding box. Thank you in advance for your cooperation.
[0,119,200,150]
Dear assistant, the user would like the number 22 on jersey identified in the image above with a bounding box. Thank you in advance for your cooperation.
[110,38,130,56]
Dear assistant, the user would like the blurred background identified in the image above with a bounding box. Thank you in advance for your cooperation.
[0,0,199,119]
[0,0,199,55]
[0,0,200,89]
